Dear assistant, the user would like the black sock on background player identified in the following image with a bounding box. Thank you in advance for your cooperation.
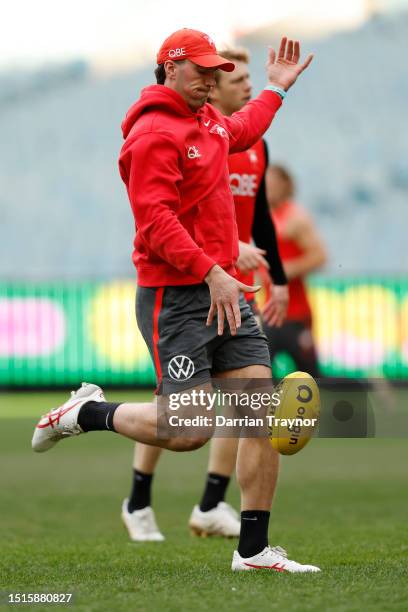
[127,470,154,512]
[199,473,230,512]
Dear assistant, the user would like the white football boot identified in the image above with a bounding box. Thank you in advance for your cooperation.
[121,499,165,542]
[189,502,241,538]
[32,383,105,453]
[232,545,321,573]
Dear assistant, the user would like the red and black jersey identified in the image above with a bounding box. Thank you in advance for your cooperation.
[230,139,266,246]
[228,140,287,298]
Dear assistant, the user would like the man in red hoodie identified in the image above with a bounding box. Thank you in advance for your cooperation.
[122,47,290,543]
[32,29,319,573]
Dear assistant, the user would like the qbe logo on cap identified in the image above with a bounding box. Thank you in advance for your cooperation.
[168,355,195,381]
[168,47,186,58]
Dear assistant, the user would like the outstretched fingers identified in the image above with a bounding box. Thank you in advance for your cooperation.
[299,53,314,73]
[278,37,287,60]
[286,39,294,62]
[292,41,300,63]
[232,301,241,331]
[206,302,216,327]
[221,300,242,336]
[267,46,276,65]
[216,303,225,335]
[224,303,237,336]
[208,299,242,336]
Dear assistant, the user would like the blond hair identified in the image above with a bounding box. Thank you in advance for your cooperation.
[214,47,250,83]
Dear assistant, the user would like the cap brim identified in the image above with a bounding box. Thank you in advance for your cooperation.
[190,54,235,72]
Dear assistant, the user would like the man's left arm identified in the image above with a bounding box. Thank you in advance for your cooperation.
[223,38,313,153]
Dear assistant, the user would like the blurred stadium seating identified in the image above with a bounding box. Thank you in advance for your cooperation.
[1,12,407,278]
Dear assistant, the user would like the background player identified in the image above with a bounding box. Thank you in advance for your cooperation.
[121,48,290,542]
[263,164,327,377]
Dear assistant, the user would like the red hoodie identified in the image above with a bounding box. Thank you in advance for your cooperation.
[119,85,282,287]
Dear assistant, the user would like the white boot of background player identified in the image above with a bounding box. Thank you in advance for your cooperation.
[121,499,165,542]
[189,502,241,537]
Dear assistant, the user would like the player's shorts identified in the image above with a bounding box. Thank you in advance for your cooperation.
[136,284,271,395]
[263,318,320,378]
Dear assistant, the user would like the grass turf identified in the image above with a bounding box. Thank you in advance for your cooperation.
[0,391,407,611]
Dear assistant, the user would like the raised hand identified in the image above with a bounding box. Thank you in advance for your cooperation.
[266,37,313,92]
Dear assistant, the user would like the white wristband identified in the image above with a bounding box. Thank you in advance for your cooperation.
[264,84,286,100]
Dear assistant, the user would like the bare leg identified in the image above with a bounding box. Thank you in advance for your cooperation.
[195,378,239,518]
[203,437,278,512]
[113,383,214,452]
[134,442,163,473]
[113,400,168,447]
[237,437,279,510]
[215,365,280,511]
[207,437,238,476]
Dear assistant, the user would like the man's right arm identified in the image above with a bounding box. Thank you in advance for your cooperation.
[222,90,283,154]
[120,132,215,282]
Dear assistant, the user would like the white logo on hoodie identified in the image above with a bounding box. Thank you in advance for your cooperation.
[187,146,201,159]
[210,124,228,139]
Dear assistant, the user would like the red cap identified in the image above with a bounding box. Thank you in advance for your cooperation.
[157,28,235,72]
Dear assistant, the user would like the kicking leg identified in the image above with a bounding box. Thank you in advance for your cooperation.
[32,382,213,453]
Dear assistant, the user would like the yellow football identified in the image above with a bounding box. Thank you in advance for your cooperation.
[269,371,320,455]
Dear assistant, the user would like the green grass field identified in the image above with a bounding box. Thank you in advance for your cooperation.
[1,391,407,611]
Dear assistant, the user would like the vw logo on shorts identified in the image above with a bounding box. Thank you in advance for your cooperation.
[168,355,195,381]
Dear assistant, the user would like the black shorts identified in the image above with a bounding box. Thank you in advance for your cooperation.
[263,318,320,378]
[136,284,271,394]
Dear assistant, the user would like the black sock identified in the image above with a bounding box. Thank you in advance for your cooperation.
[77,401,121,432]
[199,473,230,512]
[238,510,270,558]
[127,469,154,512]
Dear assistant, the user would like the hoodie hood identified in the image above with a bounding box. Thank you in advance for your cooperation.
[121,85,197,139]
